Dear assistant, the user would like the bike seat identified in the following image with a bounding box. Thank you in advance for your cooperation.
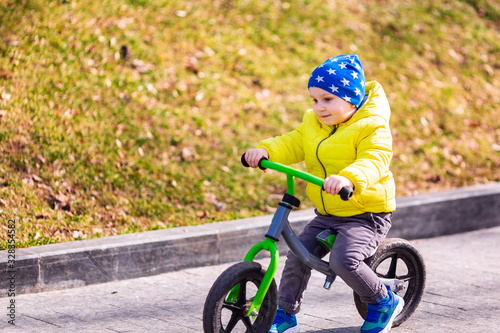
[316,228,337,252]
[316,228,378,258]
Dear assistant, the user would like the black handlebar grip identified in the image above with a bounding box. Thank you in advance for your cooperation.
[241,153,250,167]
[241,153,267,170]
[339,186,354,201]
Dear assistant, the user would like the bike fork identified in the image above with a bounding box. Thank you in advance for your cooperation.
[226,237,279,318]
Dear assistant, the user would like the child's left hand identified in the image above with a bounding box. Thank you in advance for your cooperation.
[323,175,354,196]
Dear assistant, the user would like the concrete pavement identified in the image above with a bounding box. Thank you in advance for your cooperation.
[1,226,500,332]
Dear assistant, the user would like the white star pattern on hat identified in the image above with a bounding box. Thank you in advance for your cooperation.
[339,62,347,69]
[343,96,352,102]
[327,68,336,75]
[341,77,350,86]
[351,71,358,79]
[330,84,339,93]
[350,57,356,64]
[354,87,361,96]
[315,75,324,82]
[360,80,365,88]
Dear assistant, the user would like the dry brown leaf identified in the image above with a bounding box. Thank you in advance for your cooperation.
[48,193,71,211]
[185,56,200,74]
[131,59,154,73]
[196,210,210,218]
[32,175,44,182]
[181,147,198,161]
[35,154,46,164]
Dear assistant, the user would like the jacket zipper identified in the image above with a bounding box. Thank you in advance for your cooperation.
[316,125,338,215]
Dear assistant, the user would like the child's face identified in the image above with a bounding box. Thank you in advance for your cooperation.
[309,87,356,126]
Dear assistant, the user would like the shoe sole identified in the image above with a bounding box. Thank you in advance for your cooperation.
[379,296,405,333]
[282,326,300,333]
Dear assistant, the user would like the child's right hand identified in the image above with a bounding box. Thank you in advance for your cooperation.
[244,148,269,169]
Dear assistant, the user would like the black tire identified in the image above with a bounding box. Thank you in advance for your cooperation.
[353,238,426,327]
[203,261,278,333]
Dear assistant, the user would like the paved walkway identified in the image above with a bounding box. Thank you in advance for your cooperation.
[1,226,500,332]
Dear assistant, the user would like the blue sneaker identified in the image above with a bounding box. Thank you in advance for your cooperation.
[269,306,299,333]
[360,290,404,333]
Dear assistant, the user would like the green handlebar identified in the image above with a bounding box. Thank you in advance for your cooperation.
[241,154,353,201]
[259,159,324,188]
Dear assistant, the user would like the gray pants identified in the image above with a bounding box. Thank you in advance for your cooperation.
[278,211,392,314]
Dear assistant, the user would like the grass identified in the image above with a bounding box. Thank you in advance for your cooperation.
[0,0,499,249]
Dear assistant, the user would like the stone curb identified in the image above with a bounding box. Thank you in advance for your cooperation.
[1,182,500,297]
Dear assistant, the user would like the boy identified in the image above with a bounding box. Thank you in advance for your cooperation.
[244,54,402,333]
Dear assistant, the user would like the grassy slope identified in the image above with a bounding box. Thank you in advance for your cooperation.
[0,0,499,249]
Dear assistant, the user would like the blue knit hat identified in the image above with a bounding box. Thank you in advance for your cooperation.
[308,54,366,108]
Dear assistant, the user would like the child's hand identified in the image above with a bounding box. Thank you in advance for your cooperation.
[323,175,354,196]
[244,148,269,169]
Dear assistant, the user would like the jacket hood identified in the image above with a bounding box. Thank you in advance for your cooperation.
[347,80,391,125]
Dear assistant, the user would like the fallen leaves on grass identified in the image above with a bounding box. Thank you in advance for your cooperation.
[47,193,71,211]
[131,59,154,74]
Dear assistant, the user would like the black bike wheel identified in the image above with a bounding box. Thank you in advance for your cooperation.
[353,238,426,327]
[203,261,278,333]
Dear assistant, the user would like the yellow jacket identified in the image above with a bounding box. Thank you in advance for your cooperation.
[257,81,396,216]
